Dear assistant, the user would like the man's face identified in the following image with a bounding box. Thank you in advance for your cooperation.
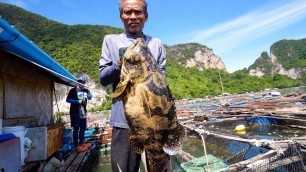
[120,0,148,36]
[78,81,85,88]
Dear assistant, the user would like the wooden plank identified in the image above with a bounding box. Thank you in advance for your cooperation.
[267,115,306,122]
[47,125,63,158]
[2,116,36,126]
[255,110,306,116]
[274,111,306,115]
[20,161,40,172]
[288,125,306,129]
[4,76,37,119]
[61,143,92,172]
[67,151,87,172]
[0,50,54,126]
[60,151,79,172]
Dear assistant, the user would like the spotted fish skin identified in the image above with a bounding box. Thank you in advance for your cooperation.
[113,38,185,172]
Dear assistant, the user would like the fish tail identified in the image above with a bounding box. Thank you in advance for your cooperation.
[145,149,171,172]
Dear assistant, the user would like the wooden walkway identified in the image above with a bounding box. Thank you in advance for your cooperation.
[60,142,93,172]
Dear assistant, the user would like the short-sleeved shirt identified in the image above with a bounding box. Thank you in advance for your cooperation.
[99,32,166,128]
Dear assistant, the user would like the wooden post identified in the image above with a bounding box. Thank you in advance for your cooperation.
[219,71,224,94]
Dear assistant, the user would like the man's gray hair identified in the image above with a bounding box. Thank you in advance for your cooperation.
[119,0,148,16]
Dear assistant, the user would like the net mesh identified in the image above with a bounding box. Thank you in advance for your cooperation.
[183,121,306,172]
[240,143,305,172]
[192,133,306,171]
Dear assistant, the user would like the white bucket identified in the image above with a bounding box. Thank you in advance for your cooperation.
[3,126,27,166]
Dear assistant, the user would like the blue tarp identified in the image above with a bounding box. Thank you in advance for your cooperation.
[0,133,15,143]
[0,17,77,86]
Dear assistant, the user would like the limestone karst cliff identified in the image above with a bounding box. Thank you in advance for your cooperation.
[165,43,226,71]
[249,39,306,79]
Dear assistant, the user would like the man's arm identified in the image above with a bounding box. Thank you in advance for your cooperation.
[158,44,166,75]
[66,98,82,104]
[99,35,121,86]
[66,88,82,104]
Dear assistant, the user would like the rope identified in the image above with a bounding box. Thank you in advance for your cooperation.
[195,129,210,171]
[200,134,210,171]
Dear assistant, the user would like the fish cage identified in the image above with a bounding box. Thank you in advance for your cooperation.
[181,116,306,171]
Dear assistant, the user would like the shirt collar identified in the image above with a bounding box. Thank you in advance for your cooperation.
[125,32,146,40]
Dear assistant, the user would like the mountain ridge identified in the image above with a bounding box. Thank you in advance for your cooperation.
[249,38,306,79]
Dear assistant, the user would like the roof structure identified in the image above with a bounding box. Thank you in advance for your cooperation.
[0,17,77,87]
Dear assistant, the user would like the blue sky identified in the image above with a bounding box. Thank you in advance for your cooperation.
[1,0,306,72]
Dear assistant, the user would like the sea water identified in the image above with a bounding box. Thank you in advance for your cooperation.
[92,117,306,171]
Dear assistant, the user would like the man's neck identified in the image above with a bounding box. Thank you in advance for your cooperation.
[125,31,144,39]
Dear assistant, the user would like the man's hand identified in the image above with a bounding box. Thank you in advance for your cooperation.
[118,47,127,69]
[117,59,122,69]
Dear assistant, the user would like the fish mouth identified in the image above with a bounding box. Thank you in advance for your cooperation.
[124,40,139,61]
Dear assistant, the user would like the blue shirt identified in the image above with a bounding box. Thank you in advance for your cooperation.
[99,32,166,128]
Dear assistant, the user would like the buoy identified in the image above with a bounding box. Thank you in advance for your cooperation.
[235,124,246,134]
[236,130,246,134]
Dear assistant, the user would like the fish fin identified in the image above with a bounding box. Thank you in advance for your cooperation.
[113,76,130,98]
[129,134,144,154]
[163,118,185,155]
[162,86,185,155]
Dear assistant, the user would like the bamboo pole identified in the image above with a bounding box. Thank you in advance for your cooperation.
[184,125,306,148]
[288,125,306,129]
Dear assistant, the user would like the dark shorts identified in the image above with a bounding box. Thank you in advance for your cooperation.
[111,127,141,172]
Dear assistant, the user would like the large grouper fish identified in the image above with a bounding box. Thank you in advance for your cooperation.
[113,38,185,171]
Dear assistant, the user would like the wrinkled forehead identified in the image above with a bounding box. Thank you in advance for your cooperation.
[122,0,144,11]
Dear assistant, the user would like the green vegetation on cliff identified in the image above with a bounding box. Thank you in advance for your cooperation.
[165,43,209,65]
[271,39,306,69]
[248,52,273,75]
[166,61,300,99]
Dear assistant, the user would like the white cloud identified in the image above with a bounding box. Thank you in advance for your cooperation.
[28,0,40,4]
[190,0,306,54]
[58,0,75,8]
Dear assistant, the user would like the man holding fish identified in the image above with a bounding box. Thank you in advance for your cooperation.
[99,0,184,171]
